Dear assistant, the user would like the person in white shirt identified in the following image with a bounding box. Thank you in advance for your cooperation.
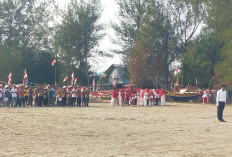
[143,89,149,106]
[216,85,227,122]
[11,85,18,107]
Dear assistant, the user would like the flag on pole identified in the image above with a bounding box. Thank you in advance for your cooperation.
[62,76,68,82]
[113,79,116,87]
[71,72,74,85]
[8,72,12,85]
[74,77,77,85]
[23,68,28,85]
[92,77,95,93]
[51,58,56,66]
[174,68,178,76]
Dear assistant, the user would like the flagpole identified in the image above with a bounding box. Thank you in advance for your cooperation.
[55,53,57,86]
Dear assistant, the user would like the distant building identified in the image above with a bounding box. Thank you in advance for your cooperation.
[100,64,129,88]
[100,64,174,90]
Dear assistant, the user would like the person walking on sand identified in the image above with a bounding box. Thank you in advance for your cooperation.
[216,85,227,122]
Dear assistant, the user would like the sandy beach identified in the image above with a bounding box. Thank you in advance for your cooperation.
[0,102,232,157]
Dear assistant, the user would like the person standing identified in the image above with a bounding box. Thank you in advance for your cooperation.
[62,86,67,106]
[76,88,81,107]
[0,84,4,106]
[18,86,25,107]
[111,89,117,107]
[4,85,11,107]
[67,87,72,106]
[81,88,85,107]
[56,86,63,107]
[143,89,149,106]
[28,86,33,106]
[202,89,209,104]
[43,86,49,107]
[71,87,77,106]
[149,89,154,106]
[216,85,227,122]
[85,88,90,107]
[11,85,18,107]
[160,89,166,106]
[155,89,159,106]
[24,86,29,106]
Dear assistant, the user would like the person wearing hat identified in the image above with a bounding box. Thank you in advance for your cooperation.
[216,85,227,122]
[0,84,3,106]
[11,85,18,107]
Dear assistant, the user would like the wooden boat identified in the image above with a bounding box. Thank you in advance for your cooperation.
[167,91,201,98]
[167,86,202,98]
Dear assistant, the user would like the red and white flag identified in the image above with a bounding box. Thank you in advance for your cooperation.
[71,72,74,85]
[113,79,116,87]
[74,77,77,85]
[62,76,68,82]
[23,68,28,85]
[174,68,178,76]
[92,77,95,92]
[51,58,56,66]
[8,72,12,85]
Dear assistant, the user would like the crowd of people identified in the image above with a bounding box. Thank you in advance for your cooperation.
[111,88,166,107]
[0,84,90,107]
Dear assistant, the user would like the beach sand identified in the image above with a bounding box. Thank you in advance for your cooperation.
[0,102,232,157]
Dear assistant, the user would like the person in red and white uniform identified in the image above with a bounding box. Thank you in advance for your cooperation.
[149,89,154,106]
[111,89,117,107]
[143,89,149,106]
[202,89,209,104]
[155,89,159,106]
[140,89,144,106]
[159,89,166,106]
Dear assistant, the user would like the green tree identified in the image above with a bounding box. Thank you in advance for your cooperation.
[55,0,104,86]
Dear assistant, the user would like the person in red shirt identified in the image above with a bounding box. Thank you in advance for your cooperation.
[149,89,154,106]
[111,89,117,107]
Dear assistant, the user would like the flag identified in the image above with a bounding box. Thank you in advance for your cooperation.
[92,77,95,92]
[23,68,28,85]
[100,73,107,78]
[174,68,178,76]
[113,79,116,87]
[62,76,68,82]
[74,77,77,85]
[71,72,74,85]
[51,58,56,66]
[8,72,12,85]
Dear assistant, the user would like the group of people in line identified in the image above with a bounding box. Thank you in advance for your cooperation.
[111,88,166,107]
[0,84,90,107]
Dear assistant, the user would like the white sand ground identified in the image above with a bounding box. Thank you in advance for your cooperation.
[0,102,232,157]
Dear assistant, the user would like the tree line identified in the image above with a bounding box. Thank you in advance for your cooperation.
[112,0,232,89]
[0,0,231,89]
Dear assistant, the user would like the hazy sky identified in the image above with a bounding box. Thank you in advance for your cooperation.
[55,0,122,73]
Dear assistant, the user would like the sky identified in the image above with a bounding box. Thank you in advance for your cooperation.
[55,0,122,73]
